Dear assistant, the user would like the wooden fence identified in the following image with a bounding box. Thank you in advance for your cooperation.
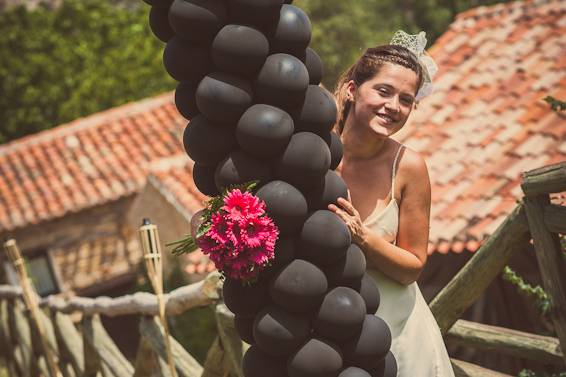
[0,162,564,376]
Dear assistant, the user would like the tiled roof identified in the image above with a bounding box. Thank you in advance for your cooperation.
[0,93,188,232]
[395,0,566,254]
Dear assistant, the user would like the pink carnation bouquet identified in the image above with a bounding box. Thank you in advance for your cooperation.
[170,182,279,283]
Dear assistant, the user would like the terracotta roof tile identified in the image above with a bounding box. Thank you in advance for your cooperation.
[397,0,566,254]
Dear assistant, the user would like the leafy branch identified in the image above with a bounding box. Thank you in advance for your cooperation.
[502,266,551,316]
[544,96,566,112]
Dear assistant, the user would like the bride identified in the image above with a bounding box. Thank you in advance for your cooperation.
[328,32,455,376]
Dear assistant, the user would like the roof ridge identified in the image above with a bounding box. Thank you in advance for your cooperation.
[0,91,174,156]
[455,0,564,23]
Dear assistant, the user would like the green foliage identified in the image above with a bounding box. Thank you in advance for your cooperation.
[544,95,566,112]
[502,266,551,316]
[0,0,174,143]
[519,369,566,377]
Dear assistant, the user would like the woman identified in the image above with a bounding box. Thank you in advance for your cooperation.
[328,35,455,376]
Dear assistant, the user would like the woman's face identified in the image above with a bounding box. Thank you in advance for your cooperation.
[346,62,418,137]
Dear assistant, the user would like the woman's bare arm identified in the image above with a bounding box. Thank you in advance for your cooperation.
[329,150,431,285]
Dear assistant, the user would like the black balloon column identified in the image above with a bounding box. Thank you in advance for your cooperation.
[144,0,395,375]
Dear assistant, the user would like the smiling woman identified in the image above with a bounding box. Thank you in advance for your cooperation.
[328,33,455,376]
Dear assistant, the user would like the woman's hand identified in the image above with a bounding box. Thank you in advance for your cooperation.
[328,197,367,245]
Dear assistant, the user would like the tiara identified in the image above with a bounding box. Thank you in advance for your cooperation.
[390,30,438,100]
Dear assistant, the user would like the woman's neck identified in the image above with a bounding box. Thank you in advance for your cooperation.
[341,118,389,160]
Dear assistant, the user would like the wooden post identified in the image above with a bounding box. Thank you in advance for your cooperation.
[9,299,33,377]
[52,311,84,376]
[133,336,160,377]
[139,315,203,377]
[201,337,226,377]
[81,314,133,377]
[451,358,512,377]
[429,204,531,334]
[215,303,244,377]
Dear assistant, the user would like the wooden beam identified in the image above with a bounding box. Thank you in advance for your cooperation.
[544,203,566,234]
[451,358,512,377]
[52,311,84,375]
[429,204,531,334]
[446,319,564,367]
[523,195,566,365]
[521,162,566,196]
[9,300,33,377]
[139,316,203,377]
[133,337,160,377]
[81,314,133,377]
[215,303,244,377]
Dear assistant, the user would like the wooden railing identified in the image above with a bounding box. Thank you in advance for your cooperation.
[0,272,247,377]
[431,161,566,376]
[0,162,565,377]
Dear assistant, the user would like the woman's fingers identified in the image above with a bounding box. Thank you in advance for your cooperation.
[337,197,358,216]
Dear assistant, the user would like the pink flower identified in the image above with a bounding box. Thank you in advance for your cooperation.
[223,189,265,221]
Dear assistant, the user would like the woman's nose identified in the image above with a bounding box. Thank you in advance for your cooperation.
[384,96,400,112]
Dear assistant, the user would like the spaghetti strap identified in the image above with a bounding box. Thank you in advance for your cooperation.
[391,144,404,198]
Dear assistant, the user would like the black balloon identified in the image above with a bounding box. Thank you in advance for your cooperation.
[243,346,287,377]
[168,0,227,44]
[304,47,323,85]
[228,0,283,30]
[295,85,337,135]
[305,169,348,211]
[261,237,296,278]
[270,5,311,56]
[196,72,253,124]
[214,149,272,190]
[212,24,269,77]
[368,351,397,377]
[235,315,255,344]
[269,259,327,314]
[255,53,309,110]
[236,104,294,158]
[313,287,366,341]
[354,274,381,315]
[149,6,175,42]
[175,81,199,120]
[163,36,211,83]
[182,115,235,166]
[342,315,392,370]
[323,244,366,288]
[255,181,308,236]
[288,338,343,377]
[276,132,330,190]
[325,131,344,170]
[223,278,269,318]
[143,0,173,7]
[192,163,220,196]
[298,210,351,266]
[339,367,372,377]
[253,305,310,356]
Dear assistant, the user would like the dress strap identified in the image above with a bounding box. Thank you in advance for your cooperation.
[391,144,404,198]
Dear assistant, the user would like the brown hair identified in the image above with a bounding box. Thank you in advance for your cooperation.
[333,45,424,134]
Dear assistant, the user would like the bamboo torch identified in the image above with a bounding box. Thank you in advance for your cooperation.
[3,238,62,377]
[139,219,178,377]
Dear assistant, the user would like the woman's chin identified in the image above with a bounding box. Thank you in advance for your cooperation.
[369,123,392,137]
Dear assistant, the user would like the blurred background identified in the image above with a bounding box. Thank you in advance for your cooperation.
[0,0,564,376]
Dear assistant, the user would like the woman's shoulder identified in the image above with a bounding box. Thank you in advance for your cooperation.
[395,143,430,187]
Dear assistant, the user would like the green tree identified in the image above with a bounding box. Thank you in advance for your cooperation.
[0,0,174,143]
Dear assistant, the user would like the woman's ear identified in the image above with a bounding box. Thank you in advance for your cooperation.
[345,80,357,102]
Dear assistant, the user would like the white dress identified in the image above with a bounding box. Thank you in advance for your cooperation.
[364,145,455,377]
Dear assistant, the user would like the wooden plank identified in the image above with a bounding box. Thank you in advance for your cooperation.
[9,300,33,377]
[52,311,84,376]
[521,162,566,196]
[429,204,531,334]
[544,203,566,233]
[215,304,244,377]
[201,337,226,377]
[133,336,160,377]
[523,195,566,365]
[139,316,203,377]
[451,358,512,377]
[446,319,564,367]
[82,314,134,377]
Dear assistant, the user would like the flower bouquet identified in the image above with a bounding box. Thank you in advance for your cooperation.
[170,182,279,283]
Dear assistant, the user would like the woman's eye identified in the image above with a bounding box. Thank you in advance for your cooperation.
[378,88,389,95]
[401,97,414,105]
